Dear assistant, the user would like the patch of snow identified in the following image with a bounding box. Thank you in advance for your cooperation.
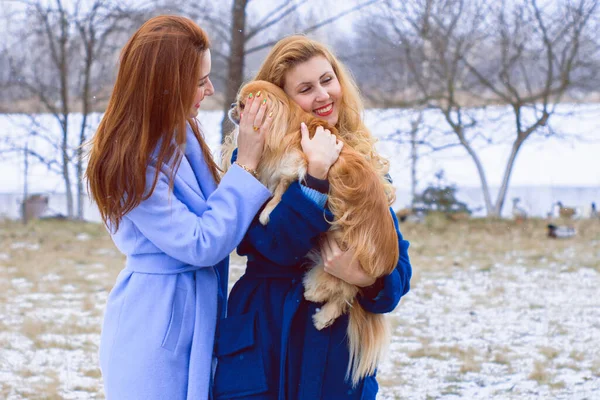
[75,233,91,241]
[11,278,33,290]
[10,242,39,251]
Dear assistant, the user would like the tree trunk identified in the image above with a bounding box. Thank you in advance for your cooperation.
[493,137,525,217]
[458,131,494,216]
[77,37,94,221]
[22,142,29,224]
[59,5,73,218]
[409,113,422,205]
[77,110,89,220]
[61,115,73,218]
[220,0,248,143]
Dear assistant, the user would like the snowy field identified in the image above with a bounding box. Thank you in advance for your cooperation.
[1,218,598,399]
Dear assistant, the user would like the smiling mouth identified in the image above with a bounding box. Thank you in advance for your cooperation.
[314,103,333,117]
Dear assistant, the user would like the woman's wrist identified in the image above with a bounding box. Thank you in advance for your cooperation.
[360,276,385,299]
[303,174,329,194]
[234,155,258,170]
[234,161,258,178]
[307,162,329,179]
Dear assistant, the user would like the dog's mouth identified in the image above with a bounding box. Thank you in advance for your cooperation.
[228,101,244,126]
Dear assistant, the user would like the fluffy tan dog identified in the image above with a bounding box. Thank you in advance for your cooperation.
[228,80,399,386]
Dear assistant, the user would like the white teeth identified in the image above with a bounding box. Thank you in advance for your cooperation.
[314,103,333,115]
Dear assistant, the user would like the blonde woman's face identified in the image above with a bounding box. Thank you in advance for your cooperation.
[190,50,214,118]
[283,56,342,126]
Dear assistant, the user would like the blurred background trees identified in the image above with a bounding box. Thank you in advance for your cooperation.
[0,0,598,219]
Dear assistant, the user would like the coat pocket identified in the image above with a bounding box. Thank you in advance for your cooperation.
[161,286,187,352]
[213,311,268,399]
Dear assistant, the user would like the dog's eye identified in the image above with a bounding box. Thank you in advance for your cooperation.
[239,102,245,110]
[230,102,236,109]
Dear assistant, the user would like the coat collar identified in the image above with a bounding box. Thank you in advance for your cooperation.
[149,122,217,201]
[182,122,217,198]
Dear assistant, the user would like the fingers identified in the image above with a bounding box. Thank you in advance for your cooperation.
[320,243,328,266]
[302,125,336,142]
[259,109,273,138]
[328,235,342,258]
[240,92,272,135]
[239,94,255,130]
[240,94,260,125]
[335,139,344,152]
[301,122,309,142]
[316,126,326,138]
[314,127,335,143]
[253,97,268,130]
[248,93,262,118]
[321,234,333,263]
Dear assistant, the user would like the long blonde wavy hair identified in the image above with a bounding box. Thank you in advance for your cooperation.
[222,35,394,202]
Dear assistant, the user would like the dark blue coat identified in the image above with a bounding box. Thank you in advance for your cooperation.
[213,180,412,400]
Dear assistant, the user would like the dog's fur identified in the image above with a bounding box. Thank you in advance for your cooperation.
[228,81,399,386]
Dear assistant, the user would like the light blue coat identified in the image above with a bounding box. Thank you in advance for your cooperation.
[99,125,271,400]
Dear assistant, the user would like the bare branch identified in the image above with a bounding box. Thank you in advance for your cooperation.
[245,0,380,54]
[245,0,303,41]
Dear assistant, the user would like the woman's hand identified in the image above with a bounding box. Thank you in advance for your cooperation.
[320,232,376,287]
[300,123,343,179]
[236,93,272,171]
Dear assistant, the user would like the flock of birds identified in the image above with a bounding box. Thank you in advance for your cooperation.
[511,198,599,239]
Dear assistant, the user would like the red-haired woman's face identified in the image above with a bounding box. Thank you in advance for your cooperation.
[190,50,214,117]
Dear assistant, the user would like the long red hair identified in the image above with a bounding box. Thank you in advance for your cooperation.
[86,16,220,231]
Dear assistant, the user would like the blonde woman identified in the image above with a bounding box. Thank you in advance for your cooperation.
[214,36,412,400]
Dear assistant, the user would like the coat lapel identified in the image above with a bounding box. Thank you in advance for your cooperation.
[184,124,217,199]
[176,153,204,199]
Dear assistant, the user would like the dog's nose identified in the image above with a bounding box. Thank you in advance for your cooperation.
[230,102,236,109]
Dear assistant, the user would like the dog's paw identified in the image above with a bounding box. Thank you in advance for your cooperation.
[304,285,329,303]
[313,310,335,331]
[258,210,270,225]
[303,286,319,302]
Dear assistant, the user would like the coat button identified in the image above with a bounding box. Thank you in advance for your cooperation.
[240,355,244,360]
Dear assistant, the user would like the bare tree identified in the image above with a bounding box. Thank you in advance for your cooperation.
[175,0,380,141]
[3,0,143,219]
[356,0,599,217]
[464,0,599,215]
[72,1,140,219]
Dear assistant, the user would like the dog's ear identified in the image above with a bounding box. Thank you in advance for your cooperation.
[262,87,296,150]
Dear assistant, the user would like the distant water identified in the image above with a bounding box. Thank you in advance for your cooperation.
[452,186,599,217]
[1,185,598,222]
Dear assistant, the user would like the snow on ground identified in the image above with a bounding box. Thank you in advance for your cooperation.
[375,264,600,399]
[1,220,599,399]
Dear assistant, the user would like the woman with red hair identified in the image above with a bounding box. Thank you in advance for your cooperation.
[86,15,274,399]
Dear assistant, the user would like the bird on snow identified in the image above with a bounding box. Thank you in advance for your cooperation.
[547,223,576,239]
[512,197,528,222]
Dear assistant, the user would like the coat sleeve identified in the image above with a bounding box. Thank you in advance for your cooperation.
[125,164,271,267]
[237,181,334,267]
[357,209,412,314]
[231,148,333,267]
